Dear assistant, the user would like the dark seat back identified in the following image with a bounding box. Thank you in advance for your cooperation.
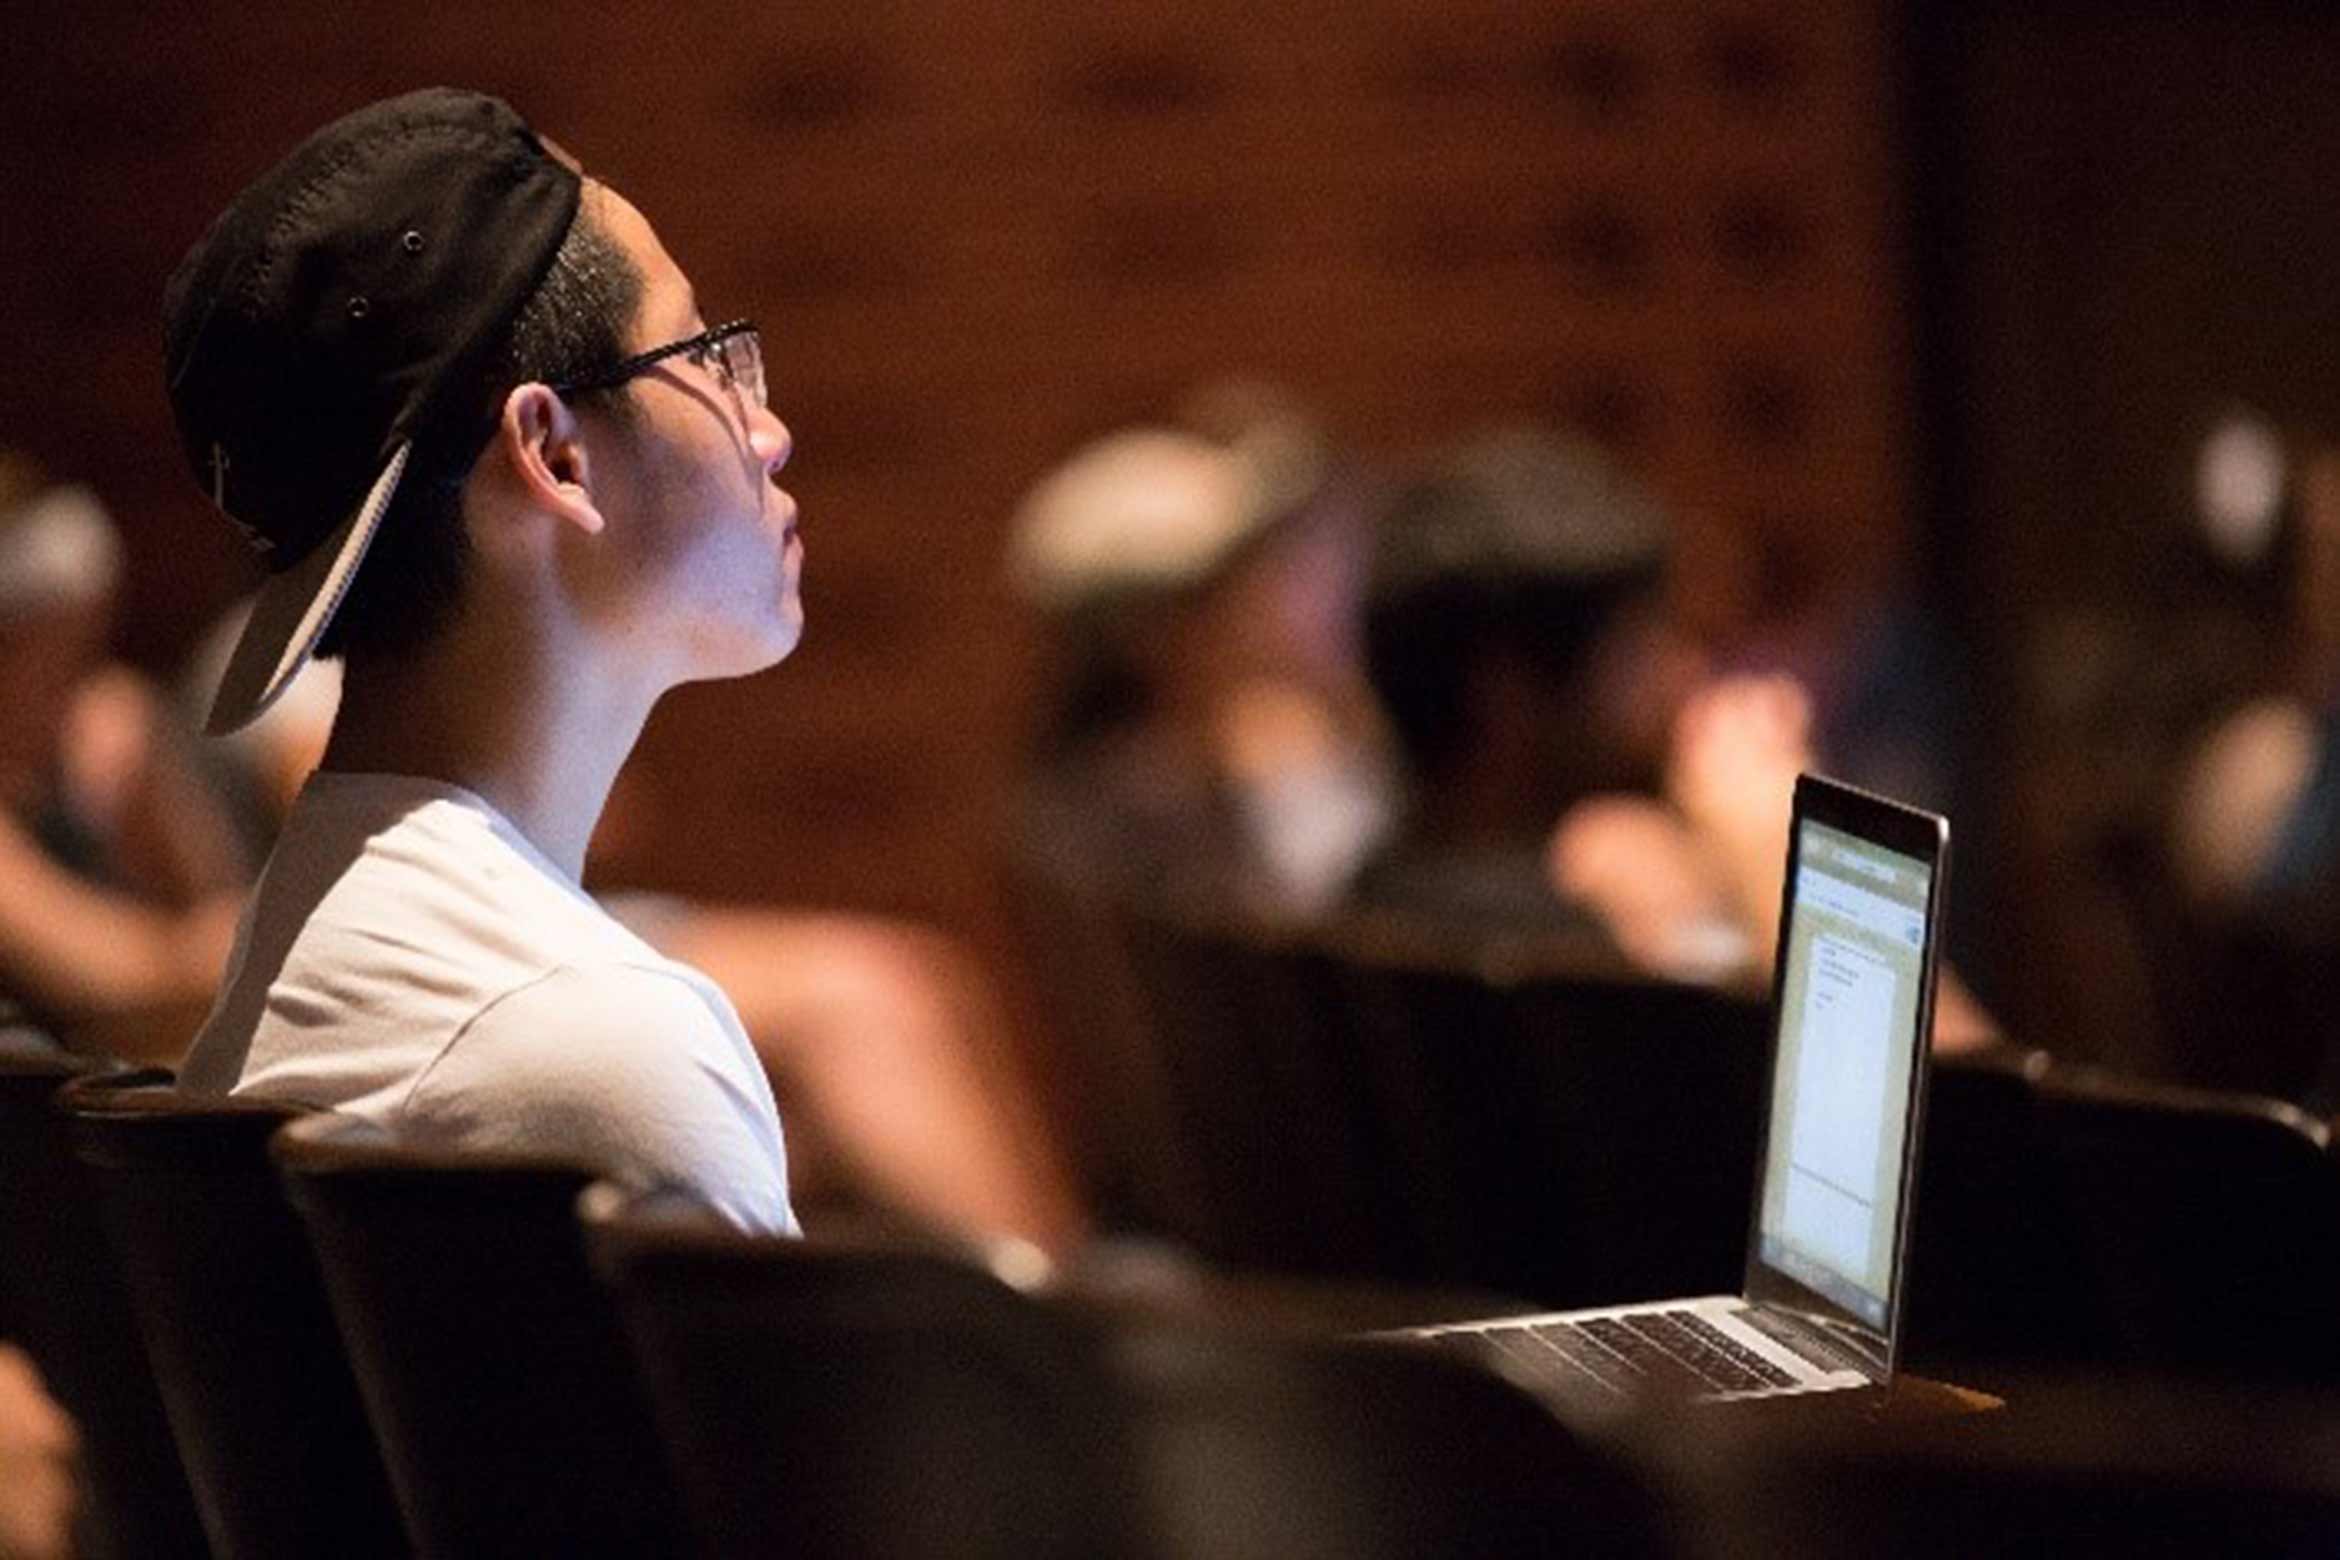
[1115,905,1394,1273]
[1902,1045,2108,1380]
[1096,1314,1676,1559]
[0,1050,205,1559]
[1001,829,1204,1241]
[1109,896,1770,1306]
[273,1113,690,1558]
[1697,1372,2340,1558]
[1331,913,1769,1307]
[588,1179,1673,1559]
[62,1082,404,1559]
[2035,1066,2340,1381]
[583,1184,1111,1559]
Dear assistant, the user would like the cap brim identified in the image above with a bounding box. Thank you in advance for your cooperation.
[204,442,409,737]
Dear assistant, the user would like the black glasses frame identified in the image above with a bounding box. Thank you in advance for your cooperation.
[551,318,759,402]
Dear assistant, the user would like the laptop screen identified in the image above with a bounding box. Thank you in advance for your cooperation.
[1751,813,1937,1331]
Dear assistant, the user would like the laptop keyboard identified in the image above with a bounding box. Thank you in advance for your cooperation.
[1437,1308,1801,1398]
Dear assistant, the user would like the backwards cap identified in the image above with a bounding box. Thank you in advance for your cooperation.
[163,87,581,734]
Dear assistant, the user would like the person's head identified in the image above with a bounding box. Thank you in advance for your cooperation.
[1365,426,1689,812]
[165,89,798,737]
[1007,387,1363,754]
[0,454,122,783]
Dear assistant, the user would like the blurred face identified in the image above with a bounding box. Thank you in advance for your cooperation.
[580,185,802,680]
[1167,503,1374,712]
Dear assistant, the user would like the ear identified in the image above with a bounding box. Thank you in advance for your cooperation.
[493,382,607,536]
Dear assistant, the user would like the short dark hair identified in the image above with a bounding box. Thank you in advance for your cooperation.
[316,198,644,662]
[1364,431,1668,780]
[1367,570,1654,780]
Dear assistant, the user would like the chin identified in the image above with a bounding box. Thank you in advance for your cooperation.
[744,606,806,670]
[680,613,802,684]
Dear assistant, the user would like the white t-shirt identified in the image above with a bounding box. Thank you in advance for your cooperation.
[182,771,795,1234]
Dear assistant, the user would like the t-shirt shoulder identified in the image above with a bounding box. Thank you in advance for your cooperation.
[186,772,795,1234]
[402,959,795,1235]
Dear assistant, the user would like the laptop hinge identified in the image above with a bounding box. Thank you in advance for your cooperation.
[1747,1305,1888,1380]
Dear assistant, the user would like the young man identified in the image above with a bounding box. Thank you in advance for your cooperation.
[168,89,800,1231]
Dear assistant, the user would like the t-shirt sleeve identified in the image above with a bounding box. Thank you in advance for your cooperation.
[400,961,797,1235]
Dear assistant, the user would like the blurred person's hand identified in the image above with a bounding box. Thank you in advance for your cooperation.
[1548,795,1748,982]
[2168,695,2318,908]
[1929,972,2006,1055]
[1660,671,2005,1050]
[56,663,155,832]
[1665,673,1815,962]
[0,1343,78,1560]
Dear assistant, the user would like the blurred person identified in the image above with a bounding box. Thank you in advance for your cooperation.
[1353,425,1735,973]
[2171,441,2340,909]
[1011,387,1394,918]
[0,456,244,1058]
[1358,425,2004,1045]
[0,464,236,1560]
[2163,439,2340,1101]
[166,89,799,1231]
[1005,391,1395,1233]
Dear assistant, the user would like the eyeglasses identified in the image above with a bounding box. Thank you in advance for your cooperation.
[552,318,765,417]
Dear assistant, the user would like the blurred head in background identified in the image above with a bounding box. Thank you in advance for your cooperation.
[0,453,123,802]
[1008,383,1390,912]
[1014,384,1370,746]
[1364,425,1701,848]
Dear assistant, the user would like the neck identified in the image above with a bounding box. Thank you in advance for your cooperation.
[319,610,664,882]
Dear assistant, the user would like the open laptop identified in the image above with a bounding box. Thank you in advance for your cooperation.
[1397,773,1949,1406]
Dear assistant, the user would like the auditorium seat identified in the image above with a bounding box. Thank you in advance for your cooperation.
[582,1182,1107,1558]
[273,1112,691,1558]
[1114,900,1393,1273]
[587,1178,1677,1559]
[2033,1064,2340,1381]
[1903,1043,2109,1382]
[1103,895,1770,1307]
[1096,1314,1678,1559]
[1322,908,1769,1306]
[0,1050,205,1559]
[61,1080,404,1559]
[1002,840,1204,1242]
[1690,1371,2340,1557]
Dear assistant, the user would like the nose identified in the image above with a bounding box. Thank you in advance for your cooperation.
[748,403,792,477]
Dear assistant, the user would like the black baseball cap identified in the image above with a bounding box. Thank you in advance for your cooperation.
[164,87,582,735]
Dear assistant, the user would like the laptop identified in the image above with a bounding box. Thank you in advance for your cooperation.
[1396,773,1949,1407]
